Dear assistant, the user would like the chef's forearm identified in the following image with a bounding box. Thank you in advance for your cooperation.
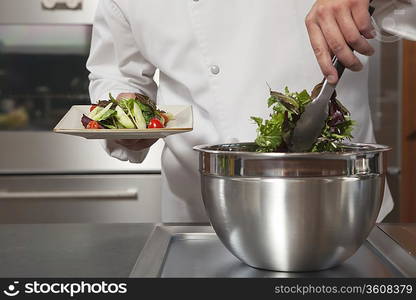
[87,0,157,104]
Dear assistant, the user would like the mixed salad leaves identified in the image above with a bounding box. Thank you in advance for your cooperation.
[251,84,355,152]
[81,93,173,130]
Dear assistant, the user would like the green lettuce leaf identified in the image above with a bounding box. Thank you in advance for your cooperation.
[251,85,355,152]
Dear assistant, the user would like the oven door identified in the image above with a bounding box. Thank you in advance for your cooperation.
[0,1,163,224]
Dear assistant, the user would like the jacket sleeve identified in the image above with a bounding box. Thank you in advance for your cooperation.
[86,0,157,163]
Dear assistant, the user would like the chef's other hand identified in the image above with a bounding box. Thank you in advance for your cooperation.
[306,0,375,84]
[115,93,158,151]
[116,93,137,101]
[115,139,158,151]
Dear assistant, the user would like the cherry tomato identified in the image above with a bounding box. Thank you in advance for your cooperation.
[148,118,164,128]
[89,105,97,112]
[86,120,101,129]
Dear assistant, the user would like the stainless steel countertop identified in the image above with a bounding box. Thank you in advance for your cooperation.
[0,223,414,277]
[0,223,155,277]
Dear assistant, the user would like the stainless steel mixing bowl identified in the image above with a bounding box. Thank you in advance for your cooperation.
[193,143,390,272]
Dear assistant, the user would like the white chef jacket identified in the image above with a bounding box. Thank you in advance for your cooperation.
[87,0,403,223]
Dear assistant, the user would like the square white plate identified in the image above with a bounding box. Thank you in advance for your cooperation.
[54,105,193,139]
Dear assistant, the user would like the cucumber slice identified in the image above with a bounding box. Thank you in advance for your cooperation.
[91,103,113,121]
[115,106,135,129]
[132,102,147,129]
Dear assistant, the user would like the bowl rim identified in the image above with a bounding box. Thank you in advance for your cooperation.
[193,142,391,158]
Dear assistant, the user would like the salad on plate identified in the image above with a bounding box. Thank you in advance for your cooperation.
[81,93,173,130]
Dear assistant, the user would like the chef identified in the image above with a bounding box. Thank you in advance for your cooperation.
[87,0,413,222]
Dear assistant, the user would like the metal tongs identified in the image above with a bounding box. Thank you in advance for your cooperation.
[290,6,375,152]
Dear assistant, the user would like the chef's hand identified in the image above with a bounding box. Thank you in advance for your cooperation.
[115,139,158,151]
[306,0,375,84]
[114,93,158,152]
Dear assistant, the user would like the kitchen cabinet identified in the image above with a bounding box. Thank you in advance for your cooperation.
[401,40,416,222]
[0,174,162,223]
[369,39,402,222]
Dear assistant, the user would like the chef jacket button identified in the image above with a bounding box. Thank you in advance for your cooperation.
[210,65,220,75]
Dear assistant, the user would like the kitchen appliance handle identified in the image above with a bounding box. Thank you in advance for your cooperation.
[0,189,138,200]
